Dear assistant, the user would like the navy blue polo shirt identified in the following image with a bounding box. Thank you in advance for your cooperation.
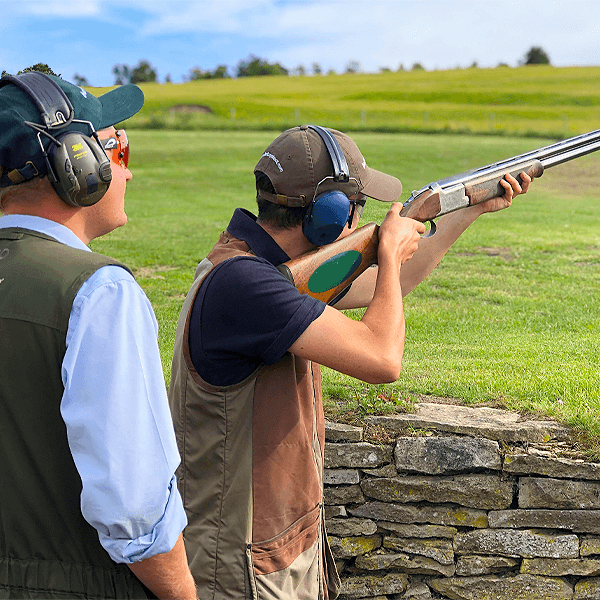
[188,209,327,386]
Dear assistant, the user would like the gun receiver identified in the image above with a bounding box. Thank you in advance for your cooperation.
[279,127,600,302]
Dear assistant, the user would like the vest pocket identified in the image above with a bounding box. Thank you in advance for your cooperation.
[251,504,321,576]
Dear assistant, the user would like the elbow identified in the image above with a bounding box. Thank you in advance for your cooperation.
[365,352,403,384]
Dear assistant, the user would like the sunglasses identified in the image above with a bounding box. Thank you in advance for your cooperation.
[100,130,129,168]
[348,195,367,226]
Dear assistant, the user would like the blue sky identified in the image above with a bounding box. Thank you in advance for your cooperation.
[1,0,599,87]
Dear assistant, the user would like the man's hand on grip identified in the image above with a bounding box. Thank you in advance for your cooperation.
[378,203,427,266]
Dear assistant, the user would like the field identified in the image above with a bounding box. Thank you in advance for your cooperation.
[90,65,600,138]
[88,127,600,440]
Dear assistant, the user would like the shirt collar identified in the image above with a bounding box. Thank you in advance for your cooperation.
[227,208,290,266]
[0,215,91,252]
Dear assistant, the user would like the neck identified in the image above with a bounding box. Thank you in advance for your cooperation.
[3,200,93,245]
[258,221,315,260]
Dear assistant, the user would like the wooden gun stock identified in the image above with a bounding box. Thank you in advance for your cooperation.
[277,222,379,304]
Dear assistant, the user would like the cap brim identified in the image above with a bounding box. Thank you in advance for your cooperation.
[98,84,144,129]
[361,167,403,202]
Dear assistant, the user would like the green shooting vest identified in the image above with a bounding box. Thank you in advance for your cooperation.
[0,227,153,600]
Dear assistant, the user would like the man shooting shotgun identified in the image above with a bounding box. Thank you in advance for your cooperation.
[169,124,530,599]
[281,127,600,305]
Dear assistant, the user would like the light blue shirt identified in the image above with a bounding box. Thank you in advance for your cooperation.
[0,215,187,564]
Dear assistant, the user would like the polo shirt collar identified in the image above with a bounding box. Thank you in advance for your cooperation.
[227,208,290,266]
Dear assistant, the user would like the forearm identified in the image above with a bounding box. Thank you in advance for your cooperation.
[359,253,405,380]
[128,534,197,600]
[399,203,483,296]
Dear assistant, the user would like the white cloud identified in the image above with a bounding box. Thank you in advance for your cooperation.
[13,0,103,17]
[123,0,600,71]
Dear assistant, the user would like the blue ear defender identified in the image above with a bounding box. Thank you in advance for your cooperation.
[302,125,355,246]
[302,190,351,246]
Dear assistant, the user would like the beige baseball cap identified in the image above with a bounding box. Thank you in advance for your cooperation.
[254,125,402,207]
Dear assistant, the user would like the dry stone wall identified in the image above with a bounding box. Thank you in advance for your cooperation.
[324,402,600,600]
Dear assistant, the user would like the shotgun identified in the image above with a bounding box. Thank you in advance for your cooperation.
[277,127,600,304]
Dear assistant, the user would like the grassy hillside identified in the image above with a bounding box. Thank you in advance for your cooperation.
[89,66,600,138]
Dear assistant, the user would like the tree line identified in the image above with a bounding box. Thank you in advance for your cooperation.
[2,47,551,87]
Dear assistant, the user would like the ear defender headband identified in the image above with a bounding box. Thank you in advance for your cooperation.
[303,125,359,246]
[0,72,112,207]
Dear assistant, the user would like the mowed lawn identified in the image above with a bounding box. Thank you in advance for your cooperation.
[90,129,600,436]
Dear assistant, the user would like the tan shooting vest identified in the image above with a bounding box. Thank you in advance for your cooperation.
[169,230,340,600]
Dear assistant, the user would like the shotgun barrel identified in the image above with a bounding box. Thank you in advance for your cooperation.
[400,128,600,233]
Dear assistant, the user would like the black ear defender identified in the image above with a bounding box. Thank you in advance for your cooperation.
[0,72,112,207]
[302,125,357,246]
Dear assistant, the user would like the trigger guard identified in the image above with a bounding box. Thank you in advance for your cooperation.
[422,220,436,238]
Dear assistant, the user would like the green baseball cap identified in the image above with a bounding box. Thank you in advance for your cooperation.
[0,73,144,187]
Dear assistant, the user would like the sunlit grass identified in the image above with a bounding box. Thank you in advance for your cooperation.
[90,130,600,438]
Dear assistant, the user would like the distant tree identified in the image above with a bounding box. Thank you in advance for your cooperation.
[326,68,336,76]
[312,62,322,75]
[379,67,392,73]
[523,46,550,65]
[212,65,229,79]
[236,55,288,77]
[188,65,229,80]
[469,61,479,69]
[165,73,172,83]
[73,73,89,86]
[113,60,158,85]
[3,63,61,78]
[496,62,510,68]
[411,62,425,71]
[130,60,158,84]
[293,64,307,76]
[113,64,131,85]
[344,60,361,74]
[397,63,405,72]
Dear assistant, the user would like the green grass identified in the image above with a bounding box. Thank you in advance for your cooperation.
[88,129,600,439]
[89,65,600,138]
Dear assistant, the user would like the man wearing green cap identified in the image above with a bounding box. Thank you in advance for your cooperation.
[0,72,197,599]
[169,125,531,599]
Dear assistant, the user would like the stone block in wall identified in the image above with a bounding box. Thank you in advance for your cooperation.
[361,463,397,478]
[325,420,363,442]
[365,402,570,442]
[520,477,600,509]
[325,505,347,518]
[521,557,600,576]
[455,555,519,576]
[324,484,365,505]
[489,509,600,534]
[325,517,377,537]
[328,535,381,559]
[325,442,392,469]
[361,474,514,510]
[399,581,433,599]
[378,522,457,539]
[337,572,408,599]
[355,551,455,577]
[581,537,600,556]
[324,469,360,485]
[454,528,579,559]
[504,452,600,480]
[429,574,573,600]
[351,501,488,528]
[394,436,501,474]
[383,536,454,565]
[574,577,600,600]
